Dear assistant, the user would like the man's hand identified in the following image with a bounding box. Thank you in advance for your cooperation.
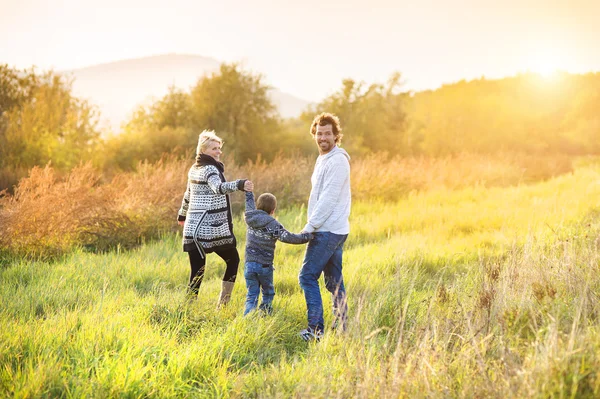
[301,230,314,240]
[178,220,185,226]
[244,180,254,192]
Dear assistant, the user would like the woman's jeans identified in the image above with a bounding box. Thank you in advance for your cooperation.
[244,261,275,315]
[298,232,348,332]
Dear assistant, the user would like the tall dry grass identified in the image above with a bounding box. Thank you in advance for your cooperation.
[351,152,574,200]
[0,164,130,259]
[0,166,29,194]
[0,152,575,260]
[0,160,188,260]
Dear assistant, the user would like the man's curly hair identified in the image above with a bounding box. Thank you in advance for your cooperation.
[310,112,343,144]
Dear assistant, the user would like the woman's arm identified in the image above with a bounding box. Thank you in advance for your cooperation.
[177,180,191,223]
[204,165,247,194]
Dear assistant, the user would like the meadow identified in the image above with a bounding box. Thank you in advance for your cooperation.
[2,155,600,397]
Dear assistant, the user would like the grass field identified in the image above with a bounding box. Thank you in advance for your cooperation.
[2,163,600,397]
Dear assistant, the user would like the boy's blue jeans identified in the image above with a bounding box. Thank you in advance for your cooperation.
[298,232,348,332]
[244,261,275,315]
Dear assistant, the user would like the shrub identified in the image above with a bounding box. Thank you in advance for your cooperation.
[0,152,576,260]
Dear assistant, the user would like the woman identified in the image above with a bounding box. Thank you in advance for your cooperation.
[178,130,253,306]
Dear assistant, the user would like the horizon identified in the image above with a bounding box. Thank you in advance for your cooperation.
[6,52,599,102]
[2,0,599,102]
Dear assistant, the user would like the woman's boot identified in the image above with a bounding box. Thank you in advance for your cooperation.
[217,281,235,308]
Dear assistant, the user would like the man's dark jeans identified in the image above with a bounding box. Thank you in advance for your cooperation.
[299,232,348,332]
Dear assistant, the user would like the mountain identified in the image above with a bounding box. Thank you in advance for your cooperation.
[65,54,310,131]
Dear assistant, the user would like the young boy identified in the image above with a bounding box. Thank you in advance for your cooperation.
[243,191,312,315]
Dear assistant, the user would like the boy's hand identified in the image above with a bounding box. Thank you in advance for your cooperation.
[244,180,254,192]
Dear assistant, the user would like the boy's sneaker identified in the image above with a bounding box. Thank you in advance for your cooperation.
[299,327,323,342]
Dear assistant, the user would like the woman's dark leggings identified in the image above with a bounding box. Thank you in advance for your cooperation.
[187,246,240,295]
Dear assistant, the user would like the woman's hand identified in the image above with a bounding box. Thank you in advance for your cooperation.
[244,180,254,192]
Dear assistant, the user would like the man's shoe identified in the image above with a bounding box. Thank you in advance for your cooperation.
[299,327,323,342]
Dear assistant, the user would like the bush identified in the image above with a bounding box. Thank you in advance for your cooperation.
[0,164,135,259]
[0,152,575,260]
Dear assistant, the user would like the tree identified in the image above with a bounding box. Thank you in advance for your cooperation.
[0,66,100,172]
[109,63,282,167]
[0,65,38,118]
[300,73,414,156]
[409,72,600,156]
[189,63,280,161]
[103,86,194,170]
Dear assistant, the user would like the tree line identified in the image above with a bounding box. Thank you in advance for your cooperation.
[0,65,99,188]
[1,62,600,191]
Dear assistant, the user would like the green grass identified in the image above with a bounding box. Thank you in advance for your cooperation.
[2,164,600,397]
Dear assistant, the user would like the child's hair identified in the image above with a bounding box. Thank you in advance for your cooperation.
[257,193,277,214]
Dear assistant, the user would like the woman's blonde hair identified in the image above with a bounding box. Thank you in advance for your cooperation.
[196,130,223,155]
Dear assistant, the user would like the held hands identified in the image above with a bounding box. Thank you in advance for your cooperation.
[244,180,254,192]
[301,231,314,241]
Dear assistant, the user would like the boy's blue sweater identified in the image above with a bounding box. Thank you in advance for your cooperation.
[244,192,311,265]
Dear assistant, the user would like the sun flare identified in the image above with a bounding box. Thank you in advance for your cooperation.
[527,51,562,78]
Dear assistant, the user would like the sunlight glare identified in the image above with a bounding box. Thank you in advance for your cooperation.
[528,51,561,78]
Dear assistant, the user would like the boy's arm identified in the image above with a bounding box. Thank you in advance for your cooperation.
[271,221,312,244]
[245,191,256,212]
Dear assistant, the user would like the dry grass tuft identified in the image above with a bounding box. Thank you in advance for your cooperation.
[0,164,133,259]
[0,152,576,259]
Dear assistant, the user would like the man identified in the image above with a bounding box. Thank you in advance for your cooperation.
[299,112,351,342]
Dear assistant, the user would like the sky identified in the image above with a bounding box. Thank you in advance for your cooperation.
[1,0,599,102]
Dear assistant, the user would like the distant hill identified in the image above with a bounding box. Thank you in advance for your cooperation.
[65,54,310,131]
